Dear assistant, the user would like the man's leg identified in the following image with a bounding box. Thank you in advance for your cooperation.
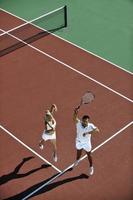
[86,151,93,167]
[86,151,94,175]
[76,149,82,160]
[73,149,82,167]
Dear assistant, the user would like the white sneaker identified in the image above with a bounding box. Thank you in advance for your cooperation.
[89,166,94,176]
[53,154,58,162]
[73,160,80,167]
[39,144,44,150]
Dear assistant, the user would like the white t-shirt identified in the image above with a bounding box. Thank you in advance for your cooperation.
[76,121,96,142]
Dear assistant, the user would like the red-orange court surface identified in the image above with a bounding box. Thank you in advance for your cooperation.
[0,9,132,200]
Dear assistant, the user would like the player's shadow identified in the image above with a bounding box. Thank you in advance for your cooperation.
[0,156,51,186]
[5,171,89,200]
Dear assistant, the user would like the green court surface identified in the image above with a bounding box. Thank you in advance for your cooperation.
[0,0,133,72]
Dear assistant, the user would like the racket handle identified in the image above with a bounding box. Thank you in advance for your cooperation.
[76,105,80,110]
[74,107,80,113]
[76,101,82,110]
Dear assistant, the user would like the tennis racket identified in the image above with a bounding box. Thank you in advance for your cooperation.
[76,91,95,110]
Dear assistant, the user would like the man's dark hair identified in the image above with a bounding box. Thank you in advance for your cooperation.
[82,115,90,120]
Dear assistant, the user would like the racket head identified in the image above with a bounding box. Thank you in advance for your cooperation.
[81,91,95,105]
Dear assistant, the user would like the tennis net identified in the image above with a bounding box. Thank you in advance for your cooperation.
[0,5,67,56]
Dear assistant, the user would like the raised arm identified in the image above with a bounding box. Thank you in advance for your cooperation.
[50,104,57,115]
[73,108,80,123]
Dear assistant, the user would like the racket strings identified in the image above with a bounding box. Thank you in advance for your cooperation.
[82,92,95,104]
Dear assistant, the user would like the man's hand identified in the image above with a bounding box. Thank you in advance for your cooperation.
[74,107,79,114]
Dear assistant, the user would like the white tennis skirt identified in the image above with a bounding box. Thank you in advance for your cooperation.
[42,130,56,141]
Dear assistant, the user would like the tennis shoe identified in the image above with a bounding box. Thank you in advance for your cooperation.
[53,153,58,162]
[89,166,94,176]
[39,144,44,150]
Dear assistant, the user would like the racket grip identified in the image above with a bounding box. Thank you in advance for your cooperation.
[74,107,80,113]
[76,106,80,109]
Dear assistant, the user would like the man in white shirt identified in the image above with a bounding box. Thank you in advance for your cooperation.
[73,108,99,175]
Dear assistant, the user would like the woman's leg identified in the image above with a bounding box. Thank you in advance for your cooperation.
[39,139,45,149]
[51,139,57,162]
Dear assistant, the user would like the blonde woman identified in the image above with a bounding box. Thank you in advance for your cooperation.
[39,104,58,162]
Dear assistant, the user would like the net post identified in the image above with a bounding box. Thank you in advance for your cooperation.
[64,5,67,27]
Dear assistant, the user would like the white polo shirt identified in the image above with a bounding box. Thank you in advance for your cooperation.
[76,121,96,143]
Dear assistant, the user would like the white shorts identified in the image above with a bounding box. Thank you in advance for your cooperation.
[76,139,92,152]
[42,130,56,141]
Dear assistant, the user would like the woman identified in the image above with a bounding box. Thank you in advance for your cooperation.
[39,104,58,162]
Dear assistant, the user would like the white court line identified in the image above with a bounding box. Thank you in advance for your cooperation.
[0,7,132,75]
[0,28,133,103]
[0,125,61,173]
[22,121,133,200]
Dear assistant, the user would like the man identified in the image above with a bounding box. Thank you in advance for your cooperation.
[39,104,58,162]
[73,108,99,175]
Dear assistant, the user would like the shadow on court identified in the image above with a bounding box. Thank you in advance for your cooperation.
[5,171,89,200]
[0,156,51,186]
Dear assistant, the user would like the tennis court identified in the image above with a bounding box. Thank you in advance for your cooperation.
[0,3,133,200]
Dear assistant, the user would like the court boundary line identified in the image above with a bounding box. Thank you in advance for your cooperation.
[21,121,133,200]
[0,125,62,173]
[0,7,132,75]
[1,28,132,103]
